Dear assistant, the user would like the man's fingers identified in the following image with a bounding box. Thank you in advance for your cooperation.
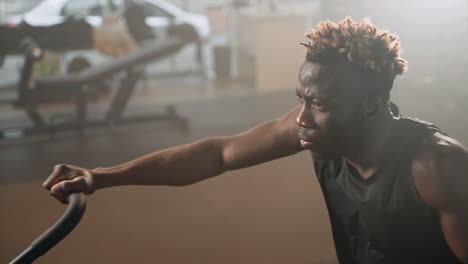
[50,177,86,194]
[50,177,88,204]
[43,164,67,190]
[49,192,67,204]
[43,164,84,191]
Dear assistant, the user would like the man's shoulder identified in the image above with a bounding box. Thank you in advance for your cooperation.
[411,132,468,210]
[396,116,441,134]
[416,132,467,166]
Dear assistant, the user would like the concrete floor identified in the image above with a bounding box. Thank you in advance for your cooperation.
[1,72,467,263]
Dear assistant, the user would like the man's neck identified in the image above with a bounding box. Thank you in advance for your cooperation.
[343,112,397,180]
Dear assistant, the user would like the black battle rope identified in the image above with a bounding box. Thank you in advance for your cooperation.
[10,192,86,264]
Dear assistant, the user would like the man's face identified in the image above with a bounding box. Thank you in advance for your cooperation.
[295,62,368,157]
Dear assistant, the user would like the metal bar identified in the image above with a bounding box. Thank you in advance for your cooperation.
[0,112,188,140]
[105,69,143,122]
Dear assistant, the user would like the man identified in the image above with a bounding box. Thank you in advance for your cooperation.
[43,17,468,264]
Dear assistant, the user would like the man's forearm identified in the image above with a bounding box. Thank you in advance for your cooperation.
[90,137,226,189]
[87,109,302,190]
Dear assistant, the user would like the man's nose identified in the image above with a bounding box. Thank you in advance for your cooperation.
[296,106,315,128]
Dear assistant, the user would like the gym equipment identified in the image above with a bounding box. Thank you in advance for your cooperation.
[0,22,198,139]
[9,193,86,264]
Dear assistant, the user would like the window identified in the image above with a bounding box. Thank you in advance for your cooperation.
[61,0,104,17]
[141,2,173,18]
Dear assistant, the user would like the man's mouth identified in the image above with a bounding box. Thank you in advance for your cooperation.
[300,139,314,149]
[298,128,317,149]
[299,134,316,148]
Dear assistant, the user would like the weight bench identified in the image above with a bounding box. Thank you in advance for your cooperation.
[1,36,192,139]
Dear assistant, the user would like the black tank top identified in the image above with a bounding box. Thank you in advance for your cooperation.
[313,117,462,264]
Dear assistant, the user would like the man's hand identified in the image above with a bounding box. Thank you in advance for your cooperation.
[43,164,95,204]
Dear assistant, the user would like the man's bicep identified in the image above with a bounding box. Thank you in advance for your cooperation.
[439,209,468,263]
[221,106,302,170]
[412,133,468,262]
[439,141,468,263]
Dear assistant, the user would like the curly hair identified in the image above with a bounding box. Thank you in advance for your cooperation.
[301,17,407,78]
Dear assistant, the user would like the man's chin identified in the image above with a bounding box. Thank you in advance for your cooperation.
[300,139,340,159]
[309,150,339,160]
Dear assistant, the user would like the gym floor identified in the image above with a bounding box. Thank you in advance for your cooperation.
[0,75,337,264]
[1,73,467,263]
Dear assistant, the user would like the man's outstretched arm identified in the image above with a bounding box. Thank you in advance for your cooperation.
[43,106,302,203]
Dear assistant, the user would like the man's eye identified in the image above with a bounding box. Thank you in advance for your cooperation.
[296,93,303,102]
[312,102,323,108]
